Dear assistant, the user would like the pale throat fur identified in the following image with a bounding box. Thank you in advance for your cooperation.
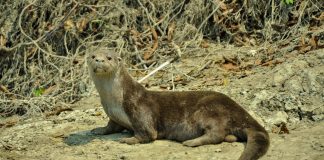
[88,52,132,129]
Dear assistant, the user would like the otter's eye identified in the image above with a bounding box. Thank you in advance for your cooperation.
[107,56,112,60]
[91,55,95,59]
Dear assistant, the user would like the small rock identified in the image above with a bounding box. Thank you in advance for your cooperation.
[50,132,65,138]
[271,60,308,87]
[284,76,304,94]
[312,114,324,121]
[75,150,85,155]
[266,111,288,126]
[103,145,110,151]
[215,148,222,152]
[287,116,300,124]
[315,49,324,59]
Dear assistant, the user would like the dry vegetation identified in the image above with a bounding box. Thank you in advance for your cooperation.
[0,0,323,117]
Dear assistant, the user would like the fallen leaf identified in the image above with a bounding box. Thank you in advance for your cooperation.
[255,59,262,65]
[222,63,239,71]
[45,106,73,117]
[64,19,74,31]
[310,35,318,49]
[167,22,175,42]
[200,40,209,48]
[159,84,168,89]
[300,46,312,53]
[215,0,227,10]
[0,34,6,46]
[143,27,158,60]
[50,132,66,138]
[0,84,9,93]
[174,75,182,82]
[0,116,19,128]
[43,85,57,95]
[223,78,229,86]
[76,17,88,32]
[272,123,289,134]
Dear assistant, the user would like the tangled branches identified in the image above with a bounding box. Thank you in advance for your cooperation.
[0,0,323,116]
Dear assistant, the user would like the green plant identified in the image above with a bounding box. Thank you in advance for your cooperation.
[33,88,45,97]
[283,0,294,5]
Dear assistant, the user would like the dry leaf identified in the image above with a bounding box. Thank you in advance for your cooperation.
[159,84,169,89]
[310,35,318,49]
[261,59,284,66]
[174,75,182,82]
[45,106,73,117]
[300,46,312,53]
[255,59,262,65]
[76,18,88,32]
[215,0,227,10]
[130,29,140,37]
[0,84,9,93]
[318,12,324,21]
[222,63,238,71]
[43,85,57,95]
[298,34,309,53]
[223,78,229,86]
[91,111,102,116]
[200,40,209,48]
[272,123,289,134]
[0,116,19,128]
[50,132,66,138]
[64,19,74,31]
[143,27,158,60]
[267,47,276,55]
[0,34,7,46]
[167,22,175,42]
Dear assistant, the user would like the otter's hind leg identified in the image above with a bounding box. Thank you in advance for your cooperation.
[182,133,224,147]
[182,127,225,147]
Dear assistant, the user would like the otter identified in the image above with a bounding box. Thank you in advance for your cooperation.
[87,48,269,160]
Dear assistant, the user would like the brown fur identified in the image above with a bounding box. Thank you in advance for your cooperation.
[87,48,270,160]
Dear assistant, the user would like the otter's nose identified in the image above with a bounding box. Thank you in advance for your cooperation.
[91,55,105,63]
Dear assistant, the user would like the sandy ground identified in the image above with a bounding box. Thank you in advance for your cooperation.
[0,101,323,160]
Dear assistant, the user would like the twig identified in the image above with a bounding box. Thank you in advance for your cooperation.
[171,64,175,91]
[143,27,159,60]
[196,0,222,34]
[138,57,178,83]
[135,59,157,67]
[198,60,213,72]
[18,1,71,60]
[171,42,183,57]
[43,1,79,41]
[137,0,163,35]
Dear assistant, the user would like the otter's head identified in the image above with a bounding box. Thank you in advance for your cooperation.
[87,48,122,78]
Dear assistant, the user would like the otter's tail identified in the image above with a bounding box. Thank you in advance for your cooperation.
[238,128,270,160]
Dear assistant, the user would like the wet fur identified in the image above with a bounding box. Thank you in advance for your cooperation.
[87,48,270,160]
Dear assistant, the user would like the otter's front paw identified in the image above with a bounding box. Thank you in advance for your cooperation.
[119,137,139,145]
[91,127,110,135]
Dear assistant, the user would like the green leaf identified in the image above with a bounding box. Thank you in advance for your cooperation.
[283,0,294,5]
[33,88,45,97]
[288,0,294,4]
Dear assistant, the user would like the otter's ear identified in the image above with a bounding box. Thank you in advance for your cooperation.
[117,57,122,62]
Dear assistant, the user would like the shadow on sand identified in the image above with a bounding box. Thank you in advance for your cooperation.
[64,130,132,146]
